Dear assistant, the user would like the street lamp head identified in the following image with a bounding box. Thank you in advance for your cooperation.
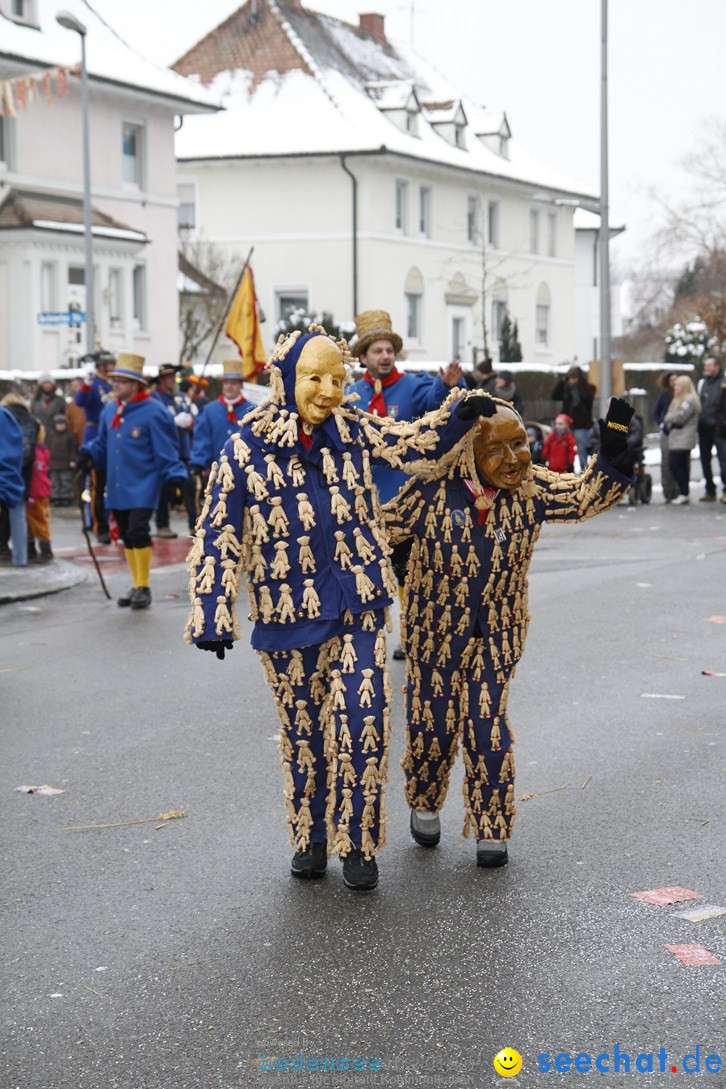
[56,10,86,35]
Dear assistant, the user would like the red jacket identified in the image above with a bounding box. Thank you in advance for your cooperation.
[542,429,576,472]
[29,444,52,500]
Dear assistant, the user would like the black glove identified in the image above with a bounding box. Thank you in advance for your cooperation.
[598,397,635,475]
[76,451,94,475]
[163,476,187,504]
[455,394,498,420]
[196,640,234,661]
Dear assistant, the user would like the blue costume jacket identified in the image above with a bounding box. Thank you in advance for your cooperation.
[83,397,187,510]
[186,332,475,653]
[348,371,464,502]
[0,406,25,507]
[75,375,112,444]
[152,387,194,460]
[190,397,255,470]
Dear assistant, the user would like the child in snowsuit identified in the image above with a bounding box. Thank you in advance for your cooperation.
[26,435,53,564]
[47,413,77,506]
[542,413,576,473]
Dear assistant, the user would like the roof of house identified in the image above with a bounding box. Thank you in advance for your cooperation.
[0,0,219,112]
[178,251,226,296]
[173,0,593,199]
[0,187,147,241]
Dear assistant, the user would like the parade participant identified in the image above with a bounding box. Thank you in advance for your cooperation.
[185,324,493,891]
[189,359,254,473]
[78,352,187,610]
[75,350,115,543]
[152,363,197,537]
[0,405,27,567]
[382,396,635,868]
[348,310,464,503]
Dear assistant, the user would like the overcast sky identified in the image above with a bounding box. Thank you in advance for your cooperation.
[92,0,726,272]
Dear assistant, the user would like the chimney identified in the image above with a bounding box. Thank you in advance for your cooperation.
[359,12,386,44]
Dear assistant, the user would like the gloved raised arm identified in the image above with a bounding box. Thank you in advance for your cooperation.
[597,397,635,476]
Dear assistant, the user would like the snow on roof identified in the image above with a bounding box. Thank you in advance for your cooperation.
[174,1,594,199]
[0,0,219,112]
[365,80,416,111]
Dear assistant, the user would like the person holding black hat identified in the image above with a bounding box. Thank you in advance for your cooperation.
[78,352,187,610]
[152,363,197,537]
[75,350,115,543]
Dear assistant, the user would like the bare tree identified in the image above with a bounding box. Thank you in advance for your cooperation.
[178,238,240,363]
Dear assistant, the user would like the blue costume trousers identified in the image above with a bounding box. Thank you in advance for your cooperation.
[259,616,391,858]
[403,650,517,842]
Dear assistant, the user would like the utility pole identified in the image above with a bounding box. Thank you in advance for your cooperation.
[598,0,611,403]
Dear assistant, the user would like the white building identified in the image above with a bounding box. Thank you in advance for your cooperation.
[174,0,596,367]
[0,0,218,373]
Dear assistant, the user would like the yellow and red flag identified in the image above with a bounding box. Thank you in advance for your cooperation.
[225,266,266,381]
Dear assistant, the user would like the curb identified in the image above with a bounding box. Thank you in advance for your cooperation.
[0,559,88,605]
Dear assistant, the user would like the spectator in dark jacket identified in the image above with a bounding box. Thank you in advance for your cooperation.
[697,355,726,503]
[0,404,27,566]
[552,365,596,471]
[494,370,524,416]
[46,413,78,506]
[31,374,66,434]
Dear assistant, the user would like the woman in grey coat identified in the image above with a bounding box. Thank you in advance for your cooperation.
[664,376,701,505]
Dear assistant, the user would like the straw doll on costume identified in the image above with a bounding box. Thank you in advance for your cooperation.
[382,396,636,868]
[185,324,493,892]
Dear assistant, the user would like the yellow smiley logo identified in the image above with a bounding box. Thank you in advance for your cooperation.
[493,1047,523,1077]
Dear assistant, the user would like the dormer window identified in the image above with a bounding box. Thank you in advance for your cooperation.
[476,112,512,158]
[406,108,418,136]
[454,122,465,149]
[423,99,468,149]
[3,0,37,25]
[366,80,421,137]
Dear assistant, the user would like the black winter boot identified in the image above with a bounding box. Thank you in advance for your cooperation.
[37,540,54,563]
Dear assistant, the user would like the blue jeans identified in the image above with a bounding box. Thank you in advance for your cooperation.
[573,428,591,472]
[9,503,27,566]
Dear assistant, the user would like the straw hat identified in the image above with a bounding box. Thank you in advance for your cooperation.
[109,352,147,385]
[351,310,403,357]
[222,359,244,380]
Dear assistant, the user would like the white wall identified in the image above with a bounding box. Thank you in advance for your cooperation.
[179,153,578,366]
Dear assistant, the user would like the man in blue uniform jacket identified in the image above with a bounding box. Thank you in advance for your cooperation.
[75,350,114,543]
[383,397,636,869]
[186,324,495,891]
[152,363,197,537]
[79,352,187,610]
[189,359,255,474]
[0,405,27,566]
[348,310,465,504]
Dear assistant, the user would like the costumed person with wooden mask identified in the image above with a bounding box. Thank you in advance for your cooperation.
[77,353,188,610]
[382,396,635,868]
[185,324,494,891]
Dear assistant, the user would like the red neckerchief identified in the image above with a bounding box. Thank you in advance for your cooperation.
[463,478,500,525]
[363,368,403,416]
[110,389,150,429]
[218,393,246,423]
[299,429,313,451]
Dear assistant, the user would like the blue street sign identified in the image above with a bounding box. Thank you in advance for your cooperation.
[37,311,86,327]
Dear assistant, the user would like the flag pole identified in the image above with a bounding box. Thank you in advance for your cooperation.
[198,245,255,379]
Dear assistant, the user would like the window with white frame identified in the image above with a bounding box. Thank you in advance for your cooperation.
[406,108,419,136]
[488,200,500,248]
[0,116,13,169]
[395,179,409,234]
[40,262,57,311]
[108,268,123,325]
[122,122,145,187]
[0,118,6,166]
[132,264,146,330]
[467,195,480,243]
[535,283,551,348]
[419,186,431,237]
[177,182,196,230]
[275,288,309,325]
[452,316,466,360]
[547,212,557,257]
[7,0,36,23]
[404,266,424,342]
[492,300,507,344]
[530,209,540,254]
[454,121,466,149]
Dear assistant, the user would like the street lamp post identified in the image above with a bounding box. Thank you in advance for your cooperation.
[598,0,611,404]
[56,11,95,353]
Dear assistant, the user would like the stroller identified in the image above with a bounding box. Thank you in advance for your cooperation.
[524,421,551,465]
[627,415,652,505]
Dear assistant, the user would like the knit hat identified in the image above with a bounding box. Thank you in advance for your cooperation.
[109,352,147,385]
[38,372,54,384]
[497,370,514,384]
[555,413,573,427]
[350,310,403,357]
[53,413,67,423]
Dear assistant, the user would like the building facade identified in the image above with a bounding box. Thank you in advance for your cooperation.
[174,0,596,366]
[0,0,217,373]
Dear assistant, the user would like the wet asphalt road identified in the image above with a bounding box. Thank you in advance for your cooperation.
[1,498,724,1089]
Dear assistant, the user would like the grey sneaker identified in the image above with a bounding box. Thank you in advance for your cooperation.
[410,808,441,847]
[476,840,509,868]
